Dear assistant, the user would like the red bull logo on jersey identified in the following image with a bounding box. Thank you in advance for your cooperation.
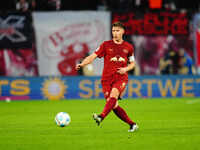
[110,56,125,62]
[118,57,125,62]
[110,56,117,62]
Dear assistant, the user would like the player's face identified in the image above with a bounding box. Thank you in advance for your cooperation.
[112,26,124,40]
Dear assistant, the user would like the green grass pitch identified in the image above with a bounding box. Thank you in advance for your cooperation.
[0,98,200,150]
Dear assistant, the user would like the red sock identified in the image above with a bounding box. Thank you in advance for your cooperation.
[113,106,135,125]
[100,97,117,119]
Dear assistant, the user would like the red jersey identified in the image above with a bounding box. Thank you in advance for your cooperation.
[95,40,134,81]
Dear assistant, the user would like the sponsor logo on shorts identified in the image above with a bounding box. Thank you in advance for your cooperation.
[109,48,113,52]
[121,82,126,89]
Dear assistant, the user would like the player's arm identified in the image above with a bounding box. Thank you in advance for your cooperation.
[117,55,135,74]
[76,53,98,70]
[125,61,135,72]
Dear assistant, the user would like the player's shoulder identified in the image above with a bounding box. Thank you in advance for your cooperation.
[102,40,113,45]
[123,41,134,51]
[123,41,133,47]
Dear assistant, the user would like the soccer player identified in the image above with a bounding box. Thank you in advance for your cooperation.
[76,22,138,132]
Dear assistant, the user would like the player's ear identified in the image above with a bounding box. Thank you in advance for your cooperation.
[122,28,125,34]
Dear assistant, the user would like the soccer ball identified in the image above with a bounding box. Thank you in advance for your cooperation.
[55,112,71,127]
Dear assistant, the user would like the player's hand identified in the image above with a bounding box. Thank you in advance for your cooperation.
[75,64,82,70]
[117,67,127,74]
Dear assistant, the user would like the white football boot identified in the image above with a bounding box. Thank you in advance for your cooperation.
[128,123,139,132]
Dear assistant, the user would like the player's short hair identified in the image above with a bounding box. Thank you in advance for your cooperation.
[112,22,125,30]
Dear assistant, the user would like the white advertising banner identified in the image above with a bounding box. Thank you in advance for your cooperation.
[33,11,111,75]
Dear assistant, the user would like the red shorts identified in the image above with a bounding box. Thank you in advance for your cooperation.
[101,78,128,99]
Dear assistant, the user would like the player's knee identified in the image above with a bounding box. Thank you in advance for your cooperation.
[104,91,110,99]
[109,95,118,99]
[106,98,109,102]
[110,88,120,99]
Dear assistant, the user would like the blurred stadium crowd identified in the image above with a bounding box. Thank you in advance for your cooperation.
[0,0,199,12]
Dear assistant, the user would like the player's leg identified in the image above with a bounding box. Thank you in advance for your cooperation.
[118,87,126,100]
[93,87,119,125]
[113,104,138,132]
[99,88,119,119]
[112,81,138,132]
[93,80,112,125]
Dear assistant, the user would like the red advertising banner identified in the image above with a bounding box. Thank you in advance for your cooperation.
[112,11,189,35]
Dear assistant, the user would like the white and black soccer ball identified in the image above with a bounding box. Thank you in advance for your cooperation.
[55,112,71,127]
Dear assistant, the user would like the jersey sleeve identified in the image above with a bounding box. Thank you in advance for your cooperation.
[95,42,105,58]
